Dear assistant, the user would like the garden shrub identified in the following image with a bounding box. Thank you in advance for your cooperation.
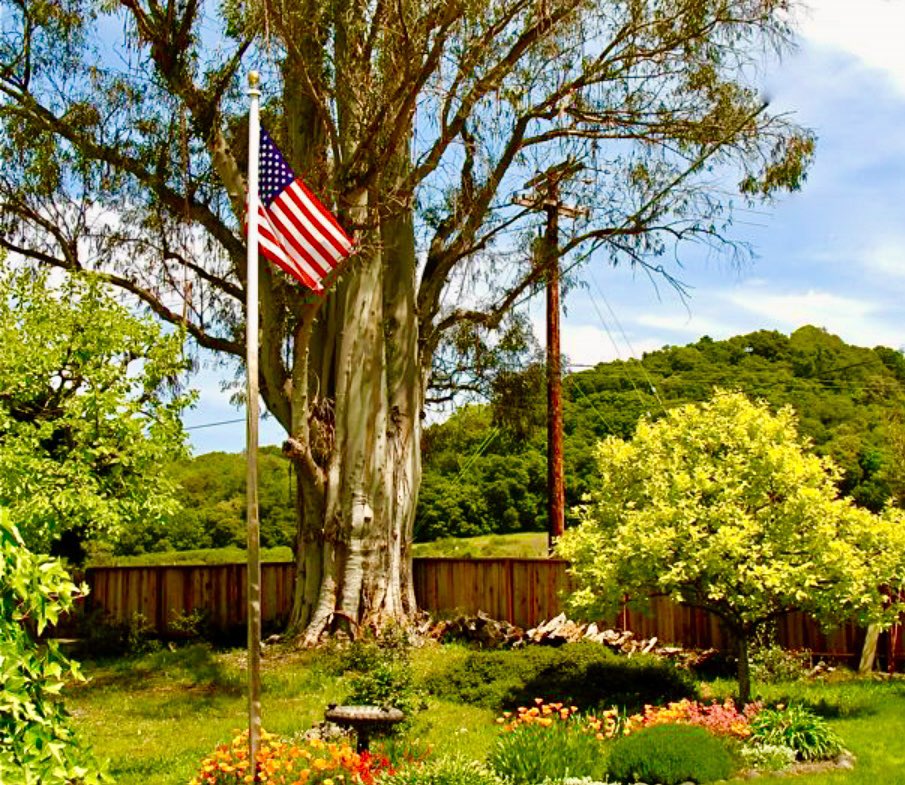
[606,724,734,785]
[749,642,811,683]
[426,642,696,713]
[0,508,107,784]
[76,608,161,658]
[331,625,426,726]
[488,718,609,785]
[738,743,797,772]
[749,704,842,760]
[388,755,501,785]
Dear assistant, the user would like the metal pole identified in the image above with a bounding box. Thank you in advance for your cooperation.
[245,70,263,769]
[544,186,565,552]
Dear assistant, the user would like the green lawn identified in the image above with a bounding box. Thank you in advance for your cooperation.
[67,645,905,785]
[87,533,550,567]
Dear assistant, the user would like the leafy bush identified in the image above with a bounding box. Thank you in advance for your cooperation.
[388,755,501,785]
[76,608,161,658]
[425,642,695,713]
[331,626,425,728]
[749,642,811,683]
[738,742,797,772]
[749,704,842,760]
[606,724,734,785]
[0,509,107,784]
[488,719,609,785]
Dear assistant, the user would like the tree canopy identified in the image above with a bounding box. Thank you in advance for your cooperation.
[556,392,905,702]
[0,261,192,560]
[0,0,815,638]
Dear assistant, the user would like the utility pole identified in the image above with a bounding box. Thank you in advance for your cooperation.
[515,163,586,553]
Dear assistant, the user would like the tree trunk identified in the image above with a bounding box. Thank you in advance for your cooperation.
[282,190,422,645]
[736,631,752,705]
[257,11,423,645]
[859,624,880,674]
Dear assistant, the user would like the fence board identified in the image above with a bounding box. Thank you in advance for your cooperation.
[77,558,902,667]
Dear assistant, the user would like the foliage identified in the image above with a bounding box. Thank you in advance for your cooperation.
[488,716,609,785]
[749,642,812,684]
[424,642,696,713]
[749,704,843,761]
[625,698,759,739]
[0,263,192,560]
[557,391,905,701]
[737,742,797,772]
[76,609,162,659]
[387,756,501,785]
[333,627,426,725]
[190,731,393,785]
[0,0,815,636]
[605,724,734,785]
[418,328,905,542]
[0,508,106,784]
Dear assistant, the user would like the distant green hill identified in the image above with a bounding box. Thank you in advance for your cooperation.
[416,326,905,541]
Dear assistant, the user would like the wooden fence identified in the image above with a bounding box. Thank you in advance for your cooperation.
[76,558,902,666]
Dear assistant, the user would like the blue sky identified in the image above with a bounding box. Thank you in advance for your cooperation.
[185,0,905,454]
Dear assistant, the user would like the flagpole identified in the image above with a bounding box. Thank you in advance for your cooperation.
[245,70,263,769]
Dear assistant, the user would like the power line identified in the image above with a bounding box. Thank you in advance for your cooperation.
[184,417,245,431]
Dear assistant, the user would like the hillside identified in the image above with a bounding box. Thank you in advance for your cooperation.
[416,326,905,541]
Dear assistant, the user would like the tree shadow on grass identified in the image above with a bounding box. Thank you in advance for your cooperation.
[78,644,243,696]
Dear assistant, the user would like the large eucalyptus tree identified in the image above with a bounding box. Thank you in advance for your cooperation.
[0,0,813,641]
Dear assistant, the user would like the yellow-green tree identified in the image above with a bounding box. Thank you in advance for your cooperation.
[557,392,905,702]
[0,262,193,560]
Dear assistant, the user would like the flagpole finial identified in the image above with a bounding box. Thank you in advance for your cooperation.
[248,71,261,90]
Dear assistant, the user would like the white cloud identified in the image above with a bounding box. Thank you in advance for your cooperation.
[560,324,664,366]
[725,286,901,348]
[797,0,905,93]
[634,313,734,337]
[858,240,905,279]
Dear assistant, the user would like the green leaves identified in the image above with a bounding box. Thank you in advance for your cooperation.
[558,391,905,632]
[0,260,194,557]
[0,508,107,784]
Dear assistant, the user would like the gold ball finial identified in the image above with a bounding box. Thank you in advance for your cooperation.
[248,71,260,88]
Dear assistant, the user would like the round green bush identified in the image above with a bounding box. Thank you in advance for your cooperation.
[606,724,734,785]
[425,642,696,713]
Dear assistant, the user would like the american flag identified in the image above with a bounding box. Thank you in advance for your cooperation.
[254,128,354,292]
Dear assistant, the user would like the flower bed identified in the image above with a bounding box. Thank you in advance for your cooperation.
[190,732,393,785]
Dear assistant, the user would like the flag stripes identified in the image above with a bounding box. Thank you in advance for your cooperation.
[252,128,354,292]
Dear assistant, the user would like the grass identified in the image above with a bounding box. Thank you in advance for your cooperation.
[86,546,294,567]
[68,643,498,785]
[85,533,549,567]
[66,645,905,785]
[412,532,549,559]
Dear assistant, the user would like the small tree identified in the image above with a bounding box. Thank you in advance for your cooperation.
[557,392,905,702]
[0,261,193,559]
